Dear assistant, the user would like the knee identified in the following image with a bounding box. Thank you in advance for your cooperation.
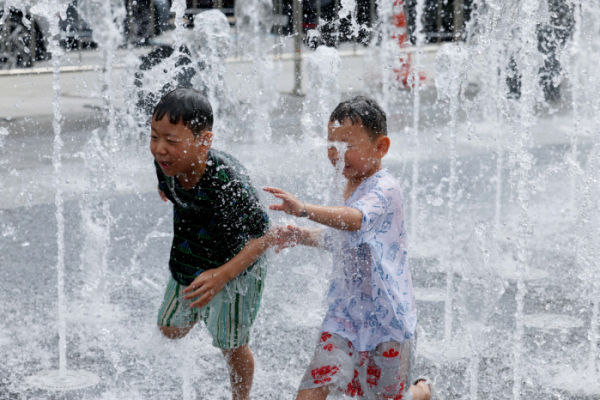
[221,344,253,363]
[222,343,249,354]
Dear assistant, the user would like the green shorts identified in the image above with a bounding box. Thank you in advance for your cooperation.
[157,259,267,349]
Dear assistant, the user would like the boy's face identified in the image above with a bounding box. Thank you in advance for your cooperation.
[150,115,212,177]
[327,118,389,181]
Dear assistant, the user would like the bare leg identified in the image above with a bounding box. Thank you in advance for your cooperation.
[296,386,330,400]
[158,322,196,339]
[222,344,255,400]
[409,380,431,400]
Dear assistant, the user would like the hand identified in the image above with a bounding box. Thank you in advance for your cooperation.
[272,225,305,253]
[158,188,168,202]
[263,187,304,217]
[182,268,229,308]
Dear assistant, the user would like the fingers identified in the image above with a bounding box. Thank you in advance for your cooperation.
[264,187,297,201]
[269,204,286,211]
[189,291,212,308]
[262,186,286,194]
[271,192,294,202]
[183,287,203,300]
[183,279,204,294]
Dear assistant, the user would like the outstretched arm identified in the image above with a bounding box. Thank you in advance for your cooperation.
[274,225,325,249]
[182,229,276,308]
[263,187,363,231]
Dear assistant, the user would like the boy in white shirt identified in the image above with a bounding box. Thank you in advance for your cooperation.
[265,96,431,400]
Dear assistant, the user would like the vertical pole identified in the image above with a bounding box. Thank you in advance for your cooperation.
[334,0,340,46]
[78,1,84,62]
[317,0,321,29]
[193,0,198,29]
[293,0,303,94]
[235,16,239,59]
[7,18,13,69]
[352,0,357,53]
[128,0,134,42]
[437,0,442,43]
[150,0,156,42]
[369,0,375,28]
[29,21,36,68]
[278,0,283,32]
[453,0,463,41]
[278,0,283,57]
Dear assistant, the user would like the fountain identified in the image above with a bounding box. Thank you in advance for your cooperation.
[456,221,505,400]
[2,0,600,398]
[302,46,341,139]
[409,0,425,243]
[24,0,101,391]
[235,0,276,140]
[188,10,239,128]
[435,41,468,345]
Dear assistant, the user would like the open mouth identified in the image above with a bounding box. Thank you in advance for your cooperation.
[158,161,173,169]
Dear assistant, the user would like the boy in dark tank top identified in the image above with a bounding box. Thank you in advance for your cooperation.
[150,87,277,400]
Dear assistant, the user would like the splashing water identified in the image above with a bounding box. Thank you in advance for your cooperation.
[435,42,468,344]
[457,221,505,400]
[3,0,600,398]
[302,46,341,139]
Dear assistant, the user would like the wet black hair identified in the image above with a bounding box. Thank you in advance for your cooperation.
[152,87,213,136]
[329,96,387,141]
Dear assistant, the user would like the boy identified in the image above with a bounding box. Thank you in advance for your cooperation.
[265,96,431,400]
[150,87,275,400]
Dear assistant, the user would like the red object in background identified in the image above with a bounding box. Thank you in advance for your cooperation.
[391,0,426,88]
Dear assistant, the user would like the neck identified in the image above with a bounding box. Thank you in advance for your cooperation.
[349,163,382,187]
[345,164,382,200]
[178,152,209,189]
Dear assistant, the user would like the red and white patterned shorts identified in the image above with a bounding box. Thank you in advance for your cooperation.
[298,332,413,399]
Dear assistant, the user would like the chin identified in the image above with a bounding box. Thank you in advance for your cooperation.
[160,166,179,177]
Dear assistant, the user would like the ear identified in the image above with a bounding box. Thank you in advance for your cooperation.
[376,136,390,157]
[196,131,213,148]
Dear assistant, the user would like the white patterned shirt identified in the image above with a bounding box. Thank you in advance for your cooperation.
[321,170,417,351]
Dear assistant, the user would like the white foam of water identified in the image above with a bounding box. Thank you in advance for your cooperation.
[534,365,600,395]
[418,338,470,362]
[523,314,584,330]
[65,303,128,324]
[0,332,11,346]
[25,369,100,391]
[499,263,549,282]
[414,287,446,302]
